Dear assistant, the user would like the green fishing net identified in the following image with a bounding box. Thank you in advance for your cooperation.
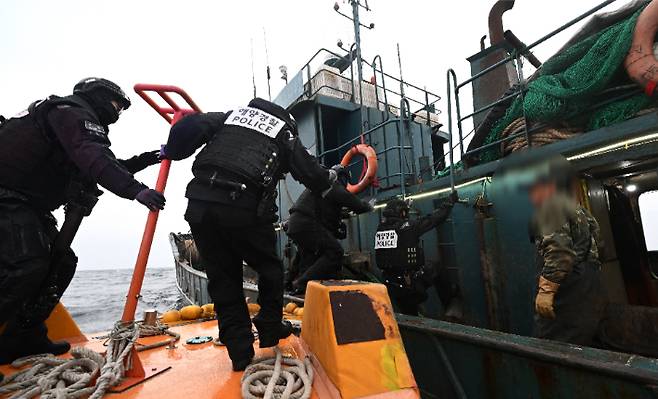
[474,6,655,164]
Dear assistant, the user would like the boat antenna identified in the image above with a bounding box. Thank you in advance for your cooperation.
[333,1,375,127]
[263,27,272,101]
[250,37,257,98]
[397,43,405,98]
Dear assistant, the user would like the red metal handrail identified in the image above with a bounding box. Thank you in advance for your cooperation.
[121,84,201,323]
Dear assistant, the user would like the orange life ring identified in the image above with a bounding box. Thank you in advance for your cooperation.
[340,144,378,194]
[624,0,658,96]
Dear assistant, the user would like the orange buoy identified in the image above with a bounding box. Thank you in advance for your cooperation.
[180,305,203,320]
[340,144,378,194]
[624,0,658,96]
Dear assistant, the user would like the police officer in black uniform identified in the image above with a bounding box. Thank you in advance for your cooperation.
[286,164,372,294]
[0,77,165,364]
[375,193,457,315]
[164,98,334,371]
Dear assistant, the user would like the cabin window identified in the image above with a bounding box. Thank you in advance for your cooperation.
[639,191,658,251]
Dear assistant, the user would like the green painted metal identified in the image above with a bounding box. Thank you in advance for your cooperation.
[274,91,658,396]
[398,315,658,399]
[274,23,658,393]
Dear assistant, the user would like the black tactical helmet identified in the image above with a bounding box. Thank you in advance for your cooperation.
[248,97,298,136]
[331,164,351,186]
[73,78,131,109]
[73,77,131,125]
[383,198,409,219]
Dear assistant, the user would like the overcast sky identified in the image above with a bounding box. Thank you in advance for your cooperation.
[1,0,623,270]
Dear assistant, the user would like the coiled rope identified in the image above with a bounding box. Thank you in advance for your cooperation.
[0,321,179,399]
[0,349,102,399]
[500,117,581,155]
[241,348,314,399]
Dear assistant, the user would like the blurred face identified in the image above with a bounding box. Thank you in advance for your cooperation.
[529,181,557,208]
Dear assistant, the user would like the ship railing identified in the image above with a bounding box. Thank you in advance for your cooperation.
[290,48,442,128]
[316,115,416,195]
[287,48,441,196]
[364,55,442,128]
[443,0,621,190]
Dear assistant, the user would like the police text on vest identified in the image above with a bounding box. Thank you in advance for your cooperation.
[225,106,285,138]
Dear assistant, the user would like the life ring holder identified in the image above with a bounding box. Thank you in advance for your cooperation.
[340,144,378,194]
[624,0,658,96]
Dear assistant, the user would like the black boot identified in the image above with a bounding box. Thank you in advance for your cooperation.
[290,280,307,298]
[0,323,70,365]
[253,319,293,348]
[226,340,255,371]
[232,356,253,372]
[221,329,255,372]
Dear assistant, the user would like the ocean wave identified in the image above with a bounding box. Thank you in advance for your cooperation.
[61,267,185,333]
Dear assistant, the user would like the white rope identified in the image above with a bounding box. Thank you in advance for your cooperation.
[88,322,140,399]
[240,347,314,399]
[0,348,103,399]
[0,321,150,399]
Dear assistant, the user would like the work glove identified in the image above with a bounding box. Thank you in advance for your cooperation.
[135,188,166,212]
[535,276,560,319]
[120,150,161,174]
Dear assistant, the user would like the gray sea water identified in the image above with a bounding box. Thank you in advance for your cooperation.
[61,267,185,333]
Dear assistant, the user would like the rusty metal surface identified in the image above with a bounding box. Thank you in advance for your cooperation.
[467,45,517,132]
[599,303,658,357]
[474,196,499,330]
[397,315,658,398]
[488,0,515,45]
[503,30,542,68]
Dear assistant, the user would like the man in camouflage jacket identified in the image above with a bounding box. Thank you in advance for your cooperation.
[528,155,607,345]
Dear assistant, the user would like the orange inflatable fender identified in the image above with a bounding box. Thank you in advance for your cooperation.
[624,0,658,96]
[340,144,378,194]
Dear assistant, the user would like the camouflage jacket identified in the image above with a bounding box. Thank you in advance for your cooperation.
[531,193,601,284]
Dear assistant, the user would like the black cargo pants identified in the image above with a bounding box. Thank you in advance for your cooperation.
[0,199,78,331]
[534,261,606,346]
[286,223,344,288]
[185,199,284,362]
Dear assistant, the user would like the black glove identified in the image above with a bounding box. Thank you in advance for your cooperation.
[335,222,348,240]
[120,150,161,174]
[136,188,166,211]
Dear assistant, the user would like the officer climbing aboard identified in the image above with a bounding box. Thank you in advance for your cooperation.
[164,98,335,371]
[376,193,458,316]
[0,77,165,364]
[527,154,606,346]
[286,164,373,295]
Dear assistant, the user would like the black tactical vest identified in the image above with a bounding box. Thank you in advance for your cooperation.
[191,103,295,200]
[290,188,342,230]
[375,220,425,272]
[0,96,91,211]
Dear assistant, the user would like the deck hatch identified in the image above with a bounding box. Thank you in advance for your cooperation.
[329,290,385,345]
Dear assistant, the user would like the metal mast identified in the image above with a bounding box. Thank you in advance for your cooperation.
[334,1,374,123]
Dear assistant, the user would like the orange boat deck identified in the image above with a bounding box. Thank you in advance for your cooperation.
[1,319,319,399]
